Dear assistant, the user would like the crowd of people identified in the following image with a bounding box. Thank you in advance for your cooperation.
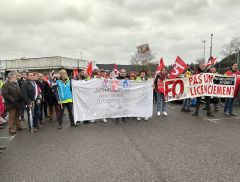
[0,62,239,140]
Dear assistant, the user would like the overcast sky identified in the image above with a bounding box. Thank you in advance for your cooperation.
[0,0,239,65]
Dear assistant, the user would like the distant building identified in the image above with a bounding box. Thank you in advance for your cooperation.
[0,56,88,77]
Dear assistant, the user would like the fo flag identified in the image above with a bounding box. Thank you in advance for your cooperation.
[157,58,165,71]
[206,56,217,67]
[169,56,188,79]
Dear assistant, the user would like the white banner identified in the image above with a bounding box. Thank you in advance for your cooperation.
[72,79,153,122]
[164,73,236,102]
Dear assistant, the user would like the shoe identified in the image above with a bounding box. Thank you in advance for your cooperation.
[16,127,27,131]
[144,117,149,121]
[224,112,230,116]
[163,112,168,116]
[186,108,193,112]
[137,117,141,121]
[58,125,62,129]
[9,129,16,134]
[207,112,214,117]
[90,120,95,123]
[0,146,6,150]
[181,108,187,112]
[33,128,39,132]
[157,111,161,116]
[230,112,237,116]
[38,124,45,128]
[192,112,198,116]
[0,125,4,129]
[103,118,108,123]
[71,123,78,127]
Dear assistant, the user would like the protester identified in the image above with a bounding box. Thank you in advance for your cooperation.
[209,67,219,111]
[116,69,128,123]
[21,72,39,132]
[224,62,240,116]
[48,73,61,122]
[0,95,6,129]
[136,70,149,121]
[192,62,214,117]
[181,69,193,112]
[154,68,168,116]
[37,73,49,124]
[152,72,157,103]
[2,72,26,134]
[18,71,27,121]
[54,69,78,129]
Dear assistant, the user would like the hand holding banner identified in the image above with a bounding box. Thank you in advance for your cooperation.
[168,56,188,79]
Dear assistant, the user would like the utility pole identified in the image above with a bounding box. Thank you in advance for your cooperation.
[202,40,207,61]
[210,33,213,57]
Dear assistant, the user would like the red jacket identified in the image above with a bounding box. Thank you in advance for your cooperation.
[154,73,167,94]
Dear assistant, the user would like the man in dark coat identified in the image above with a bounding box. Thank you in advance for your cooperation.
[2,72,25,134]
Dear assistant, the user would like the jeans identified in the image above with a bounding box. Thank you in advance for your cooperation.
[195,96,211,114]
[58,102,74,126]
[182,98,191,110]
[157,92,166,112]
[224,98,234,113]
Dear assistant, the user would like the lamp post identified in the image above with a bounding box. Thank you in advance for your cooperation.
[202,40,207,61]
[210,33,213,57]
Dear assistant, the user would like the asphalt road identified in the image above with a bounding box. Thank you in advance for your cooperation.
[0,103,240,182]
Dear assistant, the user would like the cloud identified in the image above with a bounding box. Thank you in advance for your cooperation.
[0,0,239,65]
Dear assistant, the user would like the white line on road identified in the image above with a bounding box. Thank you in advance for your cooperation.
[0,135,15,140]
[203,118,218,124]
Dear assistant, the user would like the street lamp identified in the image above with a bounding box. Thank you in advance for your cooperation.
[202,40,207,61]
[210,33,213,57]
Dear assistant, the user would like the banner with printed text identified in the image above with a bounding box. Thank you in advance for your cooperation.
[72,79,153,122]
[164,73,237,102]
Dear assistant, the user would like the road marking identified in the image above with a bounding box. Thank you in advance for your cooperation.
[210,117,240,121]
[168,105,182,109]
[203,118,218,124]
[0,135,15,140]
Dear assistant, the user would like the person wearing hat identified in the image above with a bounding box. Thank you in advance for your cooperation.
[129,72,137,80]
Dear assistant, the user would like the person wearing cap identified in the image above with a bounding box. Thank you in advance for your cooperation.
[129,72,137,80]
[54,69,78,129]
[154,68,168,116]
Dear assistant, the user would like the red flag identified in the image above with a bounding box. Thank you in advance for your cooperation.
[206,56,217,67]
[73,68,79,78]
[86,61,93,77]
[169,56,188,79]
[157,58,165,71]
[114,64,118,74]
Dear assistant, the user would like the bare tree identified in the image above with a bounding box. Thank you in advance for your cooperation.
[221,35,240,57]
[195,58,205,64]
[130,51,156,65]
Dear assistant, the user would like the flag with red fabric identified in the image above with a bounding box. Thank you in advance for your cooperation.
[168,56,188,79]
[157,58,165,71]
[73,68,79,78]
[86,61,93,77]
[206,56,217,67]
